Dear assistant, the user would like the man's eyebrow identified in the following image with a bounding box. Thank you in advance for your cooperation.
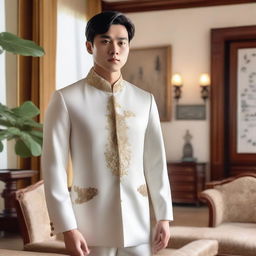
[99,35,128,40]
[99,35,111,39]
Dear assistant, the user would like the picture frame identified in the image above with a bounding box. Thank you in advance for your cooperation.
[230,41,256,154]
[176,105,206,120]
[122,45,172,121]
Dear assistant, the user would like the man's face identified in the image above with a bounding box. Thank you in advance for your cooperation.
[86,24,130,76]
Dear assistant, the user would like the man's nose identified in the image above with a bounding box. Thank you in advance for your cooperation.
[109,43,119,55]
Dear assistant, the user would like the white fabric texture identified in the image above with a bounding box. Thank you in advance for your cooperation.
[42,69,173,247]
[89,244,152,256]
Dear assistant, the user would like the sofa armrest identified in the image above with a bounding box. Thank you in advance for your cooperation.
[169,239,218,256]
[200,189,224,227]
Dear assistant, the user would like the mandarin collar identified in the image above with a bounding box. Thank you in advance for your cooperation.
[85,68,124,93]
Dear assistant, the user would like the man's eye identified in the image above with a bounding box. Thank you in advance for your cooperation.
[102,40,110,44]
[119,41,127,46]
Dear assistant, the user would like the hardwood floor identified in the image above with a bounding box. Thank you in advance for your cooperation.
[172,205,208,227]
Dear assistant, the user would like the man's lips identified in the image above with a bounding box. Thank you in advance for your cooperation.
[108,58,120,62]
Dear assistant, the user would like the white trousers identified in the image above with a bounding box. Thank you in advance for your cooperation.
[89,243,152,256]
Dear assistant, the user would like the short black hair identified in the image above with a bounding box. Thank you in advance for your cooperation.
[85,11,135,43]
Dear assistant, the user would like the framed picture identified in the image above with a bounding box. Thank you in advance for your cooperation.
[122,46,172,121]
[210,25,256,179]
[229,41,256,155]
[176,105,206,120]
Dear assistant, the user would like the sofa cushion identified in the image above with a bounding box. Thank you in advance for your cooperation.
[170,223,256,256]
[157,239,218,256]
[24,239,68,254]
[24,237,218,256]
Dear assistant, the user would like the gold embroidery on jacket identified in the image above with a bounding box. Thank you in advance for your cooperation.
[86,68,124,93]
[137,184,148,197]
[73,186,98,204]
[105,96,135,178]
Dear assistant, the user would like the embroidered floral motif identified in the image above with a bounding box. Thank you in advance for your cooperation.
[137,184,148,197]
[73,186,98,204]
[86,68,124,93]
[105,96,135,178]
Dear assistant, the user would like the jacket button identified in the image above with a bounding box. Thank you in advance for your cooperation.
[50,232,54,237]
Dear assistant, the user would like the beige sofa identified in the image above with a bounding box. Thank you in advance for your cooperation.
[169,173,256,256]
[13,181,218,256]
[0,240,218,256]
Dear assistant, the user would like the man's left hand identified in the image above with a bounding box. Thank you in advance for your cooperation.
[153,220,170,254]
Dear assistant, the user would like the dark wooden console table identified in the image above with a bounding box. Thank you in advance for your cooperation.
[0,169,37,233]
[167,162,206,205]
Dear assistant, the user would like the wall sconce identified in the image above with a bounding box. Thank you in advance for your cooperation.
[199,73,210,102]
[172,73,183,102]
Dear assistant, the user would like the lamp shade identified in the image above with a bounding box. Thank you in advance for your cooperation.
[172,73,183,86]
[199,73,210,86]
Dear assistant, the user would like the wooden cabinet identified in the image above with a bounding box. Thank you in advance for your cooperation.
[167,162,206,204]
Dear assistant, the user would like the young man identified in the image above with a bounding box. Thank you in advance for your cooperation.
[42,11,173,256]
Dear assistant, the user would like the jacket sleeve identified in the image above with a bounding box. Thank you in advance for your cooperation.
[41,90,77,234]
[143,94,173,222]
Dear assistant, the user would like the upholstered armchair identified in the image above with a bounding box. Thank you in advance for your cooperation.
[169,173,256,256]
[14,180,218,256]
[200,172,256,227]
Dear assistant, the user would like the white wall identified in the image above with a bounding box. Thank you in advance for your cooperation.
[56,0,93,90]
[126,3,256,165]
[0,0,18,211]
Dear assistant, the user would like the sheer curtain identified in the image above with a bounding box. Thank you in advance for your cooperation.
[56,0,101,186]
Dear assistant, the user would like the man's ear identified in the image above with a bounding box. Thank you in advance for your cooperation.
[86,41,93,54]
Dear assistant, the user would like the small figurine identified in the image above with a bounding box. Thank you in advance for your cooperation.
[182,130,197,162]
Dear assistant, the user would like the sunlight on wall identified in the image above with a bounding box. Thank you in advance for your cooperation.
[56,0,93,90]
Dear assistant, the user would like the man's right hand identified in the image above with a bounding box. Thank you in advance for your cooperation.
[63,229,90,256]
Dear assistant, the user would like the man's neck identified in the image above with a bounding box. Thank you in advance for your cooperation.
[93,66,121,86]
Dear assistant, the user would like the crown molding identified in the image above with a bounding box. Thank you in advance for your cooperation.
[101,0,256,13]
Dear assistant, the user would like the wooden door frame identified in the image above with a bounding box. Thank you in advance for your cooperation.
[210,25,256,180]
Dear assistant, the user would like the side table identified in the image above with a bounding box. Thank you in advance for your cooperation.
[0,169,37,233]
[167,162,206,205]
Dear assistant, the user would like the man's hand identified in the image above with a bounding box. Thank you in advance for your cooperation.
[63,229,90,256]
[153,220,170,254]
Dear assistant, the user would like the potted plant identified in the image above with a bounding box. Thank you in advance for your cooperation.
[0,32,45,157]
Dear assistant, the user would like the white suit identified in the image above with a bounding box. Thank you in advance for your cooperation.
[42,69,173,247]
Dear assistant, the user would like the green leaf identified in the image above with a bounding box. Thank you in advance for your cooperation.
[20,131,42,156]
[0,140,3,152]
[12,101,40,118]
[30,135,43,146]
[21,119,43,128]
[29,129,43,139]
[0,130,10,140]
[15,139,31,158]
[0,47,3,54]
[0,32,45,57]
[7,127,21,136]
[0,118,14,127]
